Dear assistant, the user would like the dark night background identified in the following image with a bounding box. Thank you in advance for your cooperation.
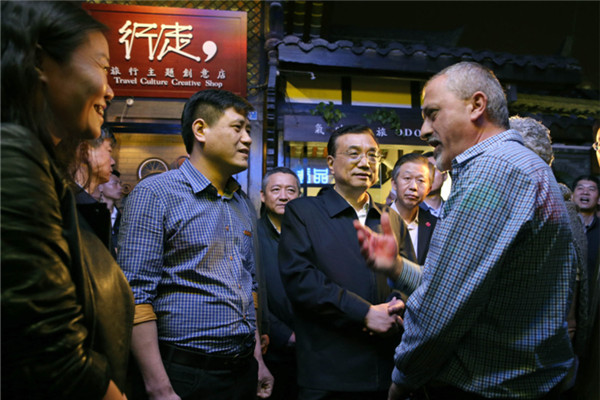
[317,1,599,93]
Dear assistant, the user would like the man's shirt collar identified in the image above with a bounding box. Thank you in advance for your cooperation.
[179,158,241,197]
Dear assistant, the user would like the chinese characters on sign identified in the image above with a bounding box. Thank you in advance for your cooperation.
[82,4,247,98]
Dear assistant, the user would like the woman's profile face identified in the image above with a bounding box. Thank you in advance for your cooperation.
[40,31,114,141]
[88,139,115,184]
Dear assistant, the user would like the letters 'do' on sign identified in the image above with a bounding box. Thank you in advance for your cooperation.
[83,4,247,98]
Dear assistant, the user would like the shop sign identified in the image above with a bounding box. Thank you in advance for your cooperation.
[83,4,247,98]
[283,115,425,145]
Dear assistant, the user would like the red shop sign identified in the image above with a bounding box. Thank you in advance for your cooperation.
[83,4,247,98]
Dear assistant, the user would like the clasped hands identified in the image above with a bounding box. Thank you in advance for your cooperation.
[364,297,404,336]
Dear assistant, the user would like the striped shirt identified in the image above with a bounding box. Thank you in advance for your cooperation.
[392,130,576,398]
[117,159,256,355]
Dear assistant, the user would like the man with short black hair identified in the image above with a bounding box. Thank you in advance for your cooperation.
[258,167,301,400]
[573,174,600,295]
[118,89,273,400]
[280,124,412,399]
[95,169,123,255]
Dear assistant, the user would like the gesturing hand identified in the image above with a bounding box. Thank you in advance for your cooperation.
[354,212,401,278]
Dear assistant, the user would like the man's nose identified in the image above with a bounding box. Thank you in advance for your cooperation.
[357,154,370,167]
[420,120,432,142]
[241,128,252,146]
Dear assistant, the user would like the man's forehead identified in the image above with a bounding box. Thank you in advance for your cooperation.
[400,161,428,171]
[268,172,297,185]
[337,133,378,148]
[222,107,248,121]
[576,180,598,189]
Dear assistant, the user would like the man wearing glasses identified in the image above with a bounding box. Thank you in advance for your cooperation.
[279,125,414,399]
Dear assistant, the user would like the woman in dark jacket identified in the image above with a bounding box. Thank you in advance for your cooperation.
[1,2,133,399]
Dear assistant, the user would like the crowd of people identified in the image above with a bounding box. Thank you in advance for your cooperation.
[2,2,598,400]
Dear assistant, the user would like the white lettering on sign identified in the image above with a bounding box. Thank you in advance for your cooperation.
[140,77,169,86]
[118,20,218,63]
[114,77,138,84]
[394,129,421,137]
[172,79,203,87]
[376,127,387,137]
[111,68,227,89]
[314,123,325,135]
[205,80,223,88]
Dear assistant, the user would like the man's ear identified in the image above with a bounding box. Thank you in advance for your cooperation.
[192,118,207,144]
[260,190,265,204]
[469,91,487,122]
[327,155,335,173]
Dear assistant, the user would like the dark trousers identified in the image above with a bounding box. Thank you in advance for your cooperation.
[164,356,258,400]
[264,354,298,400]
[299,387,388,400]
[126,347,258,400]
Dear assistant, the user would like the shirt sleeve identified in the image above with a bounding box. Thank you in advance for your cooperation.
[393,258,423,295]
[117,185,166,305]
[392,158,537,390]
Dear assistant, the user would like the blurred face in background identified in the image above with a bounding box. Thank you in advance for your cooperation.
[101,173,123,201]
[261,172,300,217]
[426,155,447,193]
[596,126,600,166]
[573,179,600,213]
[88,139,115,184]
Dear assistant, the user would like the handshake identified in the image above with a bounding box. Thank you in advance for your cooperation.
[364,296,405,336]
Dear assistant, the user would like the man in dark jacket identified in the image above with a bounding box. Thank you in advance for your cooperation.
[279,125,412,399]
[258,167,301,400]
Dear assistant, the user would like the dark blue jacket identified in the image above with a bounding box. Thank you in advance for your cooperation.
[279,186,413,391]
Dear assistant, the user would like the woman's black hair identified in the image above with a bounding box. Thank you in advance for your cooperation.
[1,1,107,154]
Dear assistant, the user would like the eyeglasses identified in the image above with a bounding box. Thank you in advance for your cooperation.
[337,150,382,164]
[593,142,599,151]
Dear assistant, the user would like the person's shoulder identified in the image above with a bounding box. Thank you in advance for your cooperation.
[1,123,58,185]
[285,195,322,215]
[134,168,183,192]
[2,123,50,160]
[286,195,310,207]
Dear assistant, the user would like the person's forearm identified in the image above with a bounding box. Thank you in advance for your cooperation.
[254,330,267,363]
[392,257,423,295]
[131,321,177,398]
[254,329,274,398]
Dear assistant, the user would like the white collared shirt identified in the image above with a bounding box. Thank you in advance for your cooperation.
[391,202,419,256]
[355,200,370,225]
